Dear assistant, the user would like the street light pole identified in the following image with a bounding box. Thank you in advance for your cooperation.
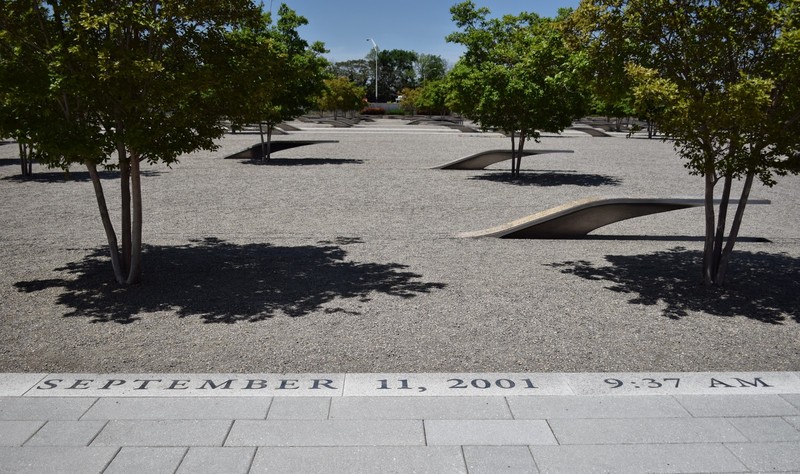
[366,38,378,102]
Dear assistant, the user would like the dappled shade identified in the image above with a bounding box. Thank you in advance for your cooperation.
[14,237,445,324]
[2,169,162,183]
[469,170,622,187]
[548,247,800,323]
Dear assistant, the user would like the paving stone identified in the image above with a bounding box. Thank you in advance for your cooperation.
[782,393,800,410]
[675,394,800,417]
[0,397,96,420]
[225,419,424,446]
[726,417,800,442]
[0,421,44,446]
[0,374,46,396]
[785,416,800,431]
[548,417,747,444]
[725,442,800,472]
[81,397,270,420]
[103,447,187,474]
[462,446,539,473]
[91,420,231,446]
[507,395,689,419]
[0,447,119,474]
[24,420,106,446]
[249,446,467,473]
[530,444,748,473]
[425,420,556,446]
[329,396,511,420]
[176,447,256,474]
[267,397,330,419]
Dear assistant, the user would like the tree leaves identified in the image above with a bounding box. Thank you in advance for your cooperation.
[446,1,588,142]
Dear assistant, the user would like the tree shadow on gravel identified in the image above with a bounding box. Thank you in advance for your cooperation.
[240,157,364,166]
[547,247,800,323]
[469,170,622,187]
[2,169,162,183]
[14,237,445,324]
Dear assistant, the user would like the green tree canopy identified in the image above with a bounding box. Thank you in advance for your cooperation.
[365,48,418,102]
[329,59,371,89]
[414,54,448,83]
[225,4,328,160]
[573,0,800,285]
[446,1,589,176]
[318,76,366,118]
[0,0,317,284]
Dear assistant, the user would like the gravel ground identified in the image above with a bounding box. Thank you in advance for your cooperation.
[1,119,798,373]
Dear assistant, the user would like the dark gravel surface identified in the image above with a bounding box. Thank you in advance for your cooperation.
[1,119,798,373]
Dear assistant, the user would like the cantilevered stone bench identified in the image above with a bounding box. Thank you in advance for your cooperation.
[567,125,612,137]
[224,140,339,160]
[459,196,771,239]
[434,149,574,170]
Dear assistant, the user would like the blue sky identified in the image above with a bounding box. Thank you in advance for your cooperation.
[275,1,581,65]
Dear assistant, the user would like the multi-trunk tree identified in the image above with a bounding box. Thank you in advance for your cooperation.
[0,0,319,284]
[225,5,328,161]
[572,0,800,285]
[446,1,589,177]
[318,77,366,119]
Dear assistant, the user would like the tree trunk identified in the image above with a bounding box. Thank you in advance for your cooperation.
[711,173,733,279]
[266,123,273,161]
[509,132,516,176]
[516,131,526,176]
[126,153,143,285]
[118,143,132,274]
[85,160,126,284]
[716,172,754,284]
[19,143,28,176]
[702,167,717,285]
[259,123,266,162]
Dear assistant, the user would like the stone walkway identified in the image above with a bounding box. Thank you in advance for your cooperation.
[2,372,800,473]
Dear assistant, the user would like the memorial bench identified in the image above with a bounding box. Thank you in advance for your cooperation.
[435,149,574,170]
[458,196,771,239]
[224,140,339,160]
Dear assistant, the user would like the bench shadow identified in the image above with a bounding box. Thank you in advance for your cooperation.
[469,170,622,187]
[2,170,162,183]
[582,235,770,243]
[14,237,446,324]
[240,158,364,166]
[0,158,19,167]
[547,247,800,323]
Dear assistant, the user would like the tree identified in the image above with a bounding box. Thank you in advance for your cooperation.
[417,79,451,116]
[0,0,269,285]
[366,48,418,102]
[625,65,675,139]
[318,77,366,118]
[447,1,589,176]
[225,4,328,161]
[400,80,451,117]
[329,59,371,89]
[563,3,640,131]
[414,54,448,83]
[0,5,55,177]
[573,0,800,285]
[399,87,422,115]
